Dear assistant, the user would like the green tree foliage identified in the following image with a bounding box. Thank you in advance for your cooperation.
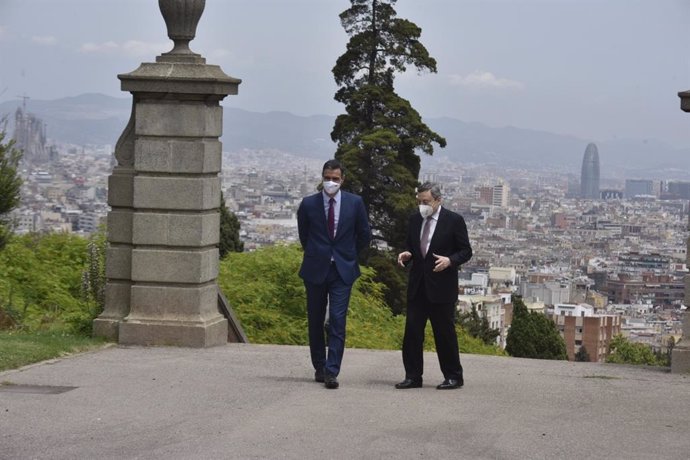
[606,334,662,366]
[574,345,591,362]
[219,191,244,258]
[505,294,567,360]
[332,0,446,250]
[458,304,500,346]
[217,244,505,356]
[0,128,23,249]
[0,233,96,334]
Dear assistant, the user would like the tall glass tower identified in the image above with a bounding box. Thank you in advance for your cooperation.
[580,143,600,199]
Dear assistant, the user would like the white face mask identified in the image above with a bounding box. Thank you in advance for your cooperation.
[323,180,341,195]
[419,204,434,218]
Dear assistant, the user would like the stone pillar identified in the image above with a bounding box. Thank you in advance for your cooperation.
[92,102,136,340]
[671,90,690,373]
[93,0,241,347]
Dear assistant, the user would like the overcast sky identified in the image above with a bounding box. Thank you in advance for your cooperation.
[1,0,689,148]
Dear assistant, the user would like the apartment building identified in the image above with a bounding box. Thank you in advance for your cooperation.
[606,274,685,306]
[550,304,621,362]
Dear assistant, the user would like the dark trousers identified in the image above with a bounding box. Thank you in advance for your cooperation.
[402,282,463,381]
[304,263,353,377]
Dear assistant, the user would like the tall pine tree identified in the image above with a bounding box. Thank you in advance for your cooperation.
[0,127,23,249]
[332,0,446,250]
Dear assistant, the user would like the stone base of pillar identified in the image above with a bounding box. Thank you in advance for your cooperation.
[671,345,690,374]
[92,318,121,341]
[118,315,228,347]
[93,281,133,341]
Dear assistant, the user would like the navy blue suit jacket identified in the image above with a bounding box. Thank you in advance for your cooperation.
[405,207,473,304]
[297,191,371,286]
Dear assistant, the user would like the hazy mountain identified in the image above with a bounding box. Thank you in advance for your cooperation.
[221,108,335,157]
[1,93,688,177]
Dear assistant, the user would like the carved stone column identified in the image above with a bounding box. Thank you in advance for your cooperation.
[671,90,690,373]
[94,0,241,346]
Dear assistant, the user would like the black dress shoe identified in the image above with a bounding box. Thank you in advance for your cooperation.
[314,369,325,383]
[436,379,463,390]
[395,378,423,389]
[324,375,339,389]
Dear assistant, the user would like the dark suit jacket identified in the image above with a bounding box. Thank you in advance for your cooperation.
[405,207,473,304]
[297,191,371,286]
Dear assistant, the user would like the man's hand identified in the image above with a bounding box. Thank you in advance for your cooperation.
[432,253,451,272]
[397,251,412,267]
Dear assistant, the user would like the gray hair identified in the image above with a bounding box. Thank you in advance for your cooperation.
[417,182,442,200]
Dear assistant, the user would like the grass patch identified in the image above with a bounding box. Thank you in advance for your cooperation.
[0,331,110,372]
[583,374,620,380]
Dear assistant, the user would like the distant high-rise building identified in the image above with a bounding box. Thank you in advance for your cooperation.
[625,179,654,198]
[580,143,600,199]
[665,181,690,200]
[492,182,510,207]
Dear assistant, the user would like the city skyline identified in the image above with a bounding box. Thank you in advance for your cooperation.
[1,0,689,150]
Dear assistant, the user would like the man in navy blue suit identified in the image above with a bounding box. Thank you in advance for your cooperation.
[395,182,473,390]
[297,159,371,389]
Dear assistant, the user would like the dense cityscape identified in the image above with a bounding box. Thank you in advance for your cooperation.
[8,102,689,362]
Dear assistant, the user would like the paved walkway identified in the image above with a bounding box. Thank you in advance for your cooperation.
[1,344,688,459]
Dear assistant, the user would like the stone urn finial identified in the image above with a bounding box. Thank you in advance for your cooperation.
[158,0,206,62]
[680,90,690,112]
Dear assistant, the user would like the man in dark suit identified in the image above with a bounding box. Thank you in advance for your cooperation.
[297,159,371,389]
[395,182,473,390]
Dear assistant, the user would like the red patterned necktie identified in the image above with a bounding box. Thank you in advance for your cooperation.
[420,216,432,257]
[328,198,335,239]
